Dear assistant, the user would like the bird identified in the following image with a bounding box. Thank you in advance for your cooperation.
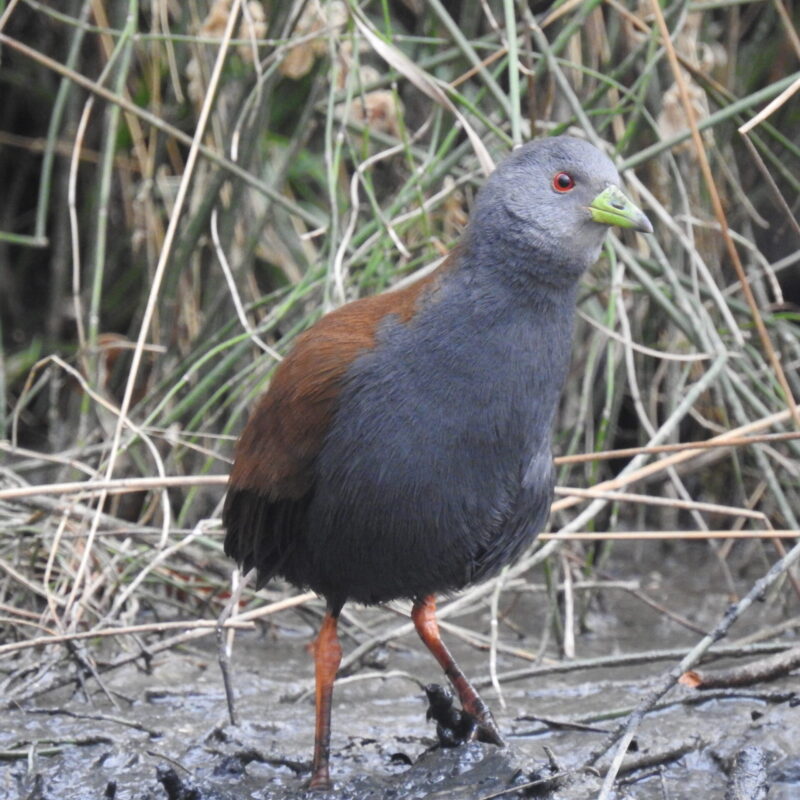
[223,136,652,790]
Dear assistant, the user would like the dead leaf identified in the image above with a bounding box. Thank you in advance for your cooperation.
[678,670,702,688]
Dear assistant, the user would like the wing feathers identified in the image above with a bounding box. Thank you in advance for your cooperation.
[222,260,453,581]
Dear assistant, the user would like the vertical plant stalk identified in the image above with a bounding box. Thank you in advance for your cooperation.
[0,0,48,246]
[68,13,142,432]
[649,0,800,428]
[525,16,602,150]
[503,0,521,146]
[33,0,92,244]
[65,0,245,622]
[771,0,800,59]
[0,310,5,439]
[488,565,508,709]
[323,19,344,308]
[0,33,322,227]
[88,9,137,368]
[426,0,511,115]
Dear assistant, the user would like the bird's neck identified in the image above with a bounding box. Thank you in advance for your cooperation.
[422,238,580,450]
[462,195,606,292]
[423,245,578,410]
[451,230,581,317]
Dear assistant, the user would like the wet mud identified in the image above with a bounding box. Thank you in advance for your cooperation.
[2,544,798,799]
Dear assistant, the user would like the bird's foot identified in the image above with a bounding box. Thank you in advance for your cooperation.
[424,683,504,748]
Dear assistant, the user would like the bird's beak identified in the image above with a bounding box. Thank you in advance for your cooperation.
[588,185,653,234]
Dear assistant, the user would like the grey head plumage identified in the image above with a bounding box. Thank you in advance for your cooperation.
[466,136,652,288]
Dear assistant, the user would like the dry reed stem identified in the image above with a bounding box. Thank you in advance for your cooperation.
[540,529,798,540]
[0,0,22,32]
[649,0,800,429]
[552,403,800,513]
[0,618,254,658]
[0,590,316,660]
[3,427,798,501]
[738,76,800,135]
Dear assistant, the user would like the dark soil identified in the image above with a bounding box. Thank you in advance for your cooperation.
[2,543,798,799]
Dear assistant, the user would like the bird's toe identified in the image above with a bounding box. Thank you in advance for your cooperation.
[464,698,505,746]
[475,715,505,747]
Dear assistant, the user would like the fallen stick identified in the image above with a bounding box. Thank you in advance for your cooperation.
[680,644,800,689]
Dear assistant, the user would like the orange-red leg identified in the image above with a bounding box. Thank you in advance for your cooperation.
[412,595,504,746]
[309,610,342,790]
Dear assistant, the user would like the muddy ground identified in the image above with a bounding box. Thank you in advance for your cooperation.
[2,541,798,799]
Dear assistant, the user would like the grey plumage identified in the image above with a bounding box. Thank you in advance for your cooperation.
[224,136,651,612]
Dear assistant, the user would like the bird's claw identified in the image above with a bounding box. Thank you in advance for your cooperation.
[465,696,505,746]
[474,710,505,747]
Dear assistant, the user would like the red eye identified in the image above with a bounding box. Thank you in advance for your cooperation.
[553,172,575,192]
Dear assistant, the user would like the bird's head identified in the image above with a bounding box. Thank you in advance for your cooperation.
[469,137,652,286]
